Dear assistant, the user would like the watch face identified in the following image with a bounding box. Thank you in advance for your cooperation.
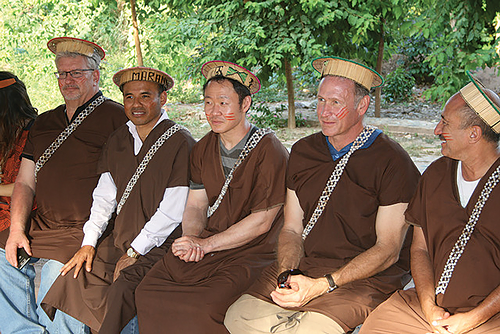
[127,248,138,258]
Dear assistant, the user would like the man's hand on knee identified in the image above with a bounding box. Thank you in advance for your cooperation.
[60,245,95,278]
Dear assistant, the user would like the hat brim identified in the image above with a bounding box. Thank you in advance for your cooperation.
[47,37,105,59]
[461,71,500,133]
[113,66,174,92]
[312,56,384,90]
[201,60,261,95]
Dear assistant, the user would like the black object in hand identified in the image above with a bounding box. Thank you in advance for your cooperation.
[277,269,303,289]
[17,248,31,270]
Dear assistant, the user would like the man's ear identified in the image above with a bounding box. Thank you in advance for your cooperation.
[160,91,168,106]
[469,125,482,143]
[241,95,252,113]
[92,69,100,87]
[356,95,370,116]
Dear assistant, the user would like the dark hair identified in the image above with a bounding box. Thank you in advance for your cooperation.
[202,76,252,108]
[459,104,500,143]
[0,72,38,168]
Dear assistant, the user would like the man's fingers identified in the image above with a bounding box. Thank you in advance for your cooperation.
[189,248,198,262]
[85,258,93,272]
[5,246,17,267]
[73,262,83,278]
[270,291,300,308]
[60,260,74,276]
[22,244,32,257]
[84,252,95,273]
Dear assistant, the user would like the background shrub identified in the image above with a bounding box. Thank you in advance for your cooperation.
[384,67,416,102]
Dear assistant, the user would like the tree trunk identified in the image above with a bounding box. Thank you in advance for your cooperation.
[375,19,385,118]
[130,0,143,66]
[284,59,296,129]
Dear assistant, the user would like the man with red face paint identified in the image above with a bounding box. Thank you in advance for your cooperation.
[43,67,195,333]
[225,57,420,333]
[361,73,500,334]
[135,61,289,333]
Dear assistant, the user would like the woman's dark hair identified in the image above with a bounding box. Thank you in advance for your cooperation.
[0,72,38,169]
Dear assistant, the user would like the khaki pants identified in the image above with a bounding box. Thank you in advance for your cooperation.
[225,294,344,334]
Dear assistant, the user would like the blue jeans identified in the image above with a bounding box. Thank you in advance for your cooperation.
[121,316,139,334]
[0,248,89,333]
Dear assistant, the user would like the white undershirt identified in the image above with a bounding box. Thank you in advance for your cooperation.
[456,161,480,208]
[81,111,188,255]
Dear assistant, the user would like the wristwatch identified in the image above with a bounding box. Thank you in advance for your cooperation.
[126,247,140,259]
[324,273,338,293]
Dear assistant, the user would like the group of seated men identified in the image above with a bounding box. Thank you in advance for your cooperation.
[0,36,499,334]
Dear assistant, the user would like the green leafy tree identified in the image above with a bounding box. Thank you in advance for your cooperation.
[0,0,130,109]
[407,0,500,102]
[157,0,414,127]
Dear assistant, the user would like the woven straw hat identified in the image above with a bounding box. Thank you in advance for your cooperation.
[47,37,105,59]
[113,67,174,92]
[312,56,383,90]
[460,71,500,133]
[201,60,260,94]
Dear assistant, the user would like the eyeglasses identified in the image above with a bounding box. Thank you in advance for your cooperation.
[54,69,94,79]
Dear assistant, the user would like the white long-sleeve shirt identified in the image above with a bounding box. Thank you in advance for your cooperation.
[81,111,188,255]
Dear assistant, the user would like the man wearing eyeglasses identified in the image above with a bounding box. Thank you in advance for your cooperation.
[0,37,127,334]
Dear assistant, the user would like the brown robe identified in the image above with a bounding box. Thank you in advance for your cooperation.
[360,157,500,333]
[135,130,289,334]
[0,93,127,262]
[247,131,420,332]
[406,157,500,313]
[42,119,195,332]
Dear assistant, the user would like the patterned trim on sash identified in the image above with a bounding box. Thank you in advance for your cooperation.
[116,123,183,215]
[207,128,273,218]
[435,164,500,295]
[34,95,107,182]
[302,126,376,240]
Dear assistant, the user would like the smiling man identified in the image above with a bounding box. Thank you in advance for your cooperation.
[0,37,127,333]
[361,73,500,334]
[135,60,289,333]
[45,67,195,334]
[225,57,420,333]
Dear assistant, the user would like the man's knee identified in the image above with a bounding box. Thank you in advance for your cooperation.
[224,295,245,329]
[225,294,269,333]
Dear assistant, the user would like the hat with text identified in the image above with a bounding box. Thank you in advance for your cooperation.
[47,37,105,59]
[312,56,383,90]
[460,70,500,133]
[201,60,260,94]
[113,66,174,92]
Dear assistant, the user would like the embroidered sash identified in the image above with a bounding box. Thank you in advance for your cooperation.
[207,128,273,218]
[302,126,376,240]
[116,123,183,215]
[435,164,500,295]
[34,95,106,181]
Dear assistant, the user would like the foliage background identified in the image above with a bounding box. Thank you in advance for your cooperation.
[0,0,499,113]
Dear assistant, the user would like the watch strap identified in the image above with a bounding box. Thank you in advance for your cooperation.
[324,273,337,293]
